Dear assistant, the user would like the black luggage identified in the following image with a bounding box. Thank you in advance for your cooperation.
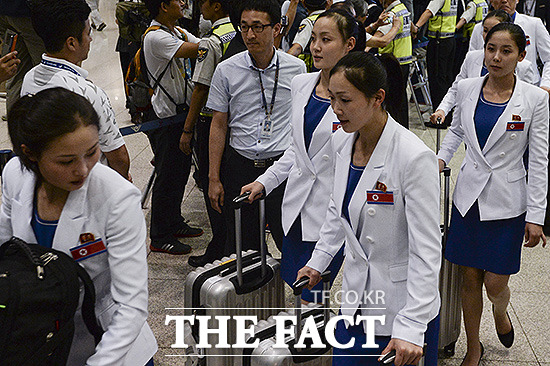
[0,237,103,366]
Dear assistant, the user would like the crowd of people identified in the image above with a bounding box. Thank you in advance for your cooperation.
[0,0,549,365]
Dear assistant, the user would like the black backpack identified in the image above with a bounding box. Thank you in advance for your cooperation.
[0,237,103,366]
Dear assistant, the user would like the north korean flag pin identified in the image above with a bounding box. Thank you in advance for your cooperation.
[512,114,521,121]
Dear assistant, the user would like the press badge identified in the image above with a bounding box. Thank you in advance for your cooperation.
[366,190,394,205]
[261,115,273,139]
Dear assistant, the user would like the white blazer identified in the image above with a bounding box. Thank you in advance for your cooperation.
[469,13,550,87]
[307,117,442,347]
[438,76,549,224]
[256,72,340,242]
[0,158,157,366]
[437,49,537,114]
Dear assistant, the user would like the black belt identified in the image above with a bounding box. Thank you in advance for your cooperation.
[228,146,283,168]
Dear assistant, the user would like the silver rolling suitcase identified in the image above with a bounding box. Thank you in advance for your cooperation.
[243,272,333,366]
[183,195,285,366]
[438,167,462,357]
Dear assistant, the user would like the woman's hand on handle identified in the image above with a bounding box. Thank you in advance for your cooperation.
[524,222,547,248]
[296,266,321,290]
[240,181,265,203]
[438,159,446,173]
[379,339,423,366]
[430,109,446,126]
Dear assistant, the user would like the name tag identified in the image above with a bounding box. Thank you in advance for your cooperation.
[70,239,107,262]
[332,121,341,133]
[507,122,524,131]
[366,191,394,205]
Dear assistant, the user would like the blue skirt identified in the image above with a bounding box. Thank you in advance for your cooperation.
[445,201,526,275]
[281,216,344,302]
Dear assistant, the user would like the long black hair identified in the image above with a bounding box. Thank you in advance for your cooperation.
[330,51,403,120]
[7,88,100,175]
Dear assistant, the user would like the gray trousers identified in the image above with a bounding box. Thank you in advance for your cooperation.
[0,15,45,113]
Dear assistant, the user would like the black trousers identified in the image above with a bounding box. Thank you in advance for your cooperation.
[145,109,192,240]
[427,37,456,112]
[221,147,285,256]
[396,63,410,129]
[194,115,227,259]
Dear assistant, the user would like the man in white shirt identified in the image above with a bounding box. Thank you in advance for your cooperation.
[469,0,550,91]
[23,0,130,180]
[142,0,203,254]
[208,0,306,255]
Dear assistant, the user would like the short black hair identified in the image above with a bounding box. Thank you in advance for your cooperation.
[8,88,100,175]
[144,0,172,19]
[29,0,90,54]
[206,0,232,15]
[240,0,281,25]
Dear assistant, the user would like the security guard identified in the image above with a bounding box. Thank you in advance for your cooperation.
[287,0,328,71]
[378,0,413,128]
[180,0,236,267]
[412,0,458,111]
[454,0,488,76]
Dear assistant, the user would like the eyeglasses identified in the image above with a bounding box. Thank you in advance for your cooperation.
[238,23,275,34]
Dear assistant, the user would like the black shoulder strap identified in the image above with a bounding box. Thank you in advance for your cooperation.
[75,264,104,345]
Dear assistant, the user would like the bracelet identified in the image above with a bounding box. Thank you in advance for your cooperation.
[183,129,193,134]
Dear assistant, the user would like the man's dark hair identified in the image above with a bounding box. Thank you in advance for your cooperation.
[209,0,232,15]
[240,0,281,25]
[29,0,90,53]
[144,0,171,19]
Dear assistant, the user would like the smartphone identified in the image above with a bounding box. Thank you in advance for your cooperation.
[2,30,18,57]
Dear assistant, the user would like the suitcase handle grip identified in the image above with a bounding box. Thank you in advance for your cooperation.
[292,276,310,296]
[0,237,44,279]
[233,191,265,207]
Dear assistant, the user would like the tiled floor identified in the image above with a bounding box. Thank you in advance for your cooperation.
[1,1,550,365]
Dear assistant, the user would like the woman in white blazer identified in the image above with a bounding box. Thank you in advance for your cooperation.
[241,9,364,302]
[0,89,157,366]
[438,23,548,365]
[297,52,441,366]
[431,9,537,125]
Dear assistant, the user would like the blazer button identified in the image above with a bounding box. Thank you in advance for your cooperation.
[297,168,302,176]
[499,152,506,158]
[510,133,517,140]
[473,162,478,169]
[366,236,374,243]
[322,154,329,161]
[351,251,356,260]
[367,208,376,216]
[311,174,316,180]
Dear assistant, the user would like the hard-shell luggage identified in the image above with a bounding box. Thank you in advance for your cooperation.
[438,167,462,357]
[243,272,333,366]
[183,195,285,366]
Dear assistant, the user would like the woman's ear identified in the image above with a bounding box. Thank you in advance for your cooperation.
[373,88,386,108]
[346,37,356,52]
[20,144,37,162]
[518,50,526,62]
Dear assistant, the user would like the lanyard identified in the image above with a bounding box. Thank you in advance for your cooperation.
[258,57,280,119]
[41,59,81,77]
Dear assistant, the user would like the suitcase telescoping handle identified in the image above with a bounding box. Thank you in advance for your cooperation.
[442,167,451,249]
[292,271,331,344]
[233,191,267,287]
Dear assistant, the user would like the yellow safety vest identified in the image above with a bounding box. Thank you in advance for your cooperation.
[379,3,413,65]
[211,21,236,55]
[298,13,320,72]
[428,0,457,39]
[463,0,488,38]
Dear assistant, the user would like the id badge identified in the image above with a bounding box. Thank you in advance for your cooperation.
[261,114,273,139]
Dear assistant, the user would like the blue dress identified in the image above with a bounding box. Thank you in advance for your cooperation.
[445,92,526,275]
[280,88,344,302]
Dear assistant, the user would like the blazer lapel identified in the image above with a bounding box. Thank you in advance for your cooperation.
[333,134,354,218]
[11,173,38,244]
[482,81,523,154]
[294,73,321,174]
[52,179,89,252]
[462,77,491,166]
[307,106,337,159]
[348,119,396,232]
